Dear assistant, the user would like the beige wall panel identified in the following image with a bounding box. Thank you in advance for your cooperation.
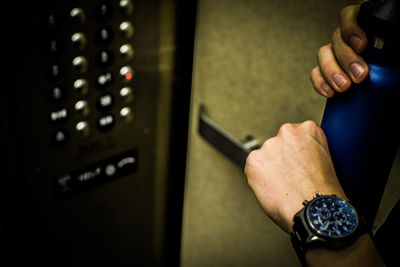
[181,0,399,266]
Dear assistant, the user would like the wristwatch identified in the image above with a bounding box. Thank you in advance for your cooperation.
[290,193,368,266]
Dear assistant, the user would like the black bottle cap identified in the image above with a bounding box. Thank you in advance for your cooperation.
[358,0,400,40]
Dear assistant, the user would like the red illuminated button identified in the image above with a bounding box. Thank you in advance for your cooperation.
[119,66,134,82]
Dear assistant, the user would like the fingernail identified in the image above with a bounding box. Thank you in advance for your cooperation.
[333,74,347,89]
[322,83,332,97]
[350,62,365,80]
[349,35,362,52]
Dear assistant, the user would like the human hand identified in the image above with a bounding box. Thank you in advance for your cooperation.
[245,121,346,233]
[311,5,369,98]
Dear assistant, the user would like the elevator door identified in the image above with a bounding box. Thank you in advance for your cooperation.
[181,0,363,266]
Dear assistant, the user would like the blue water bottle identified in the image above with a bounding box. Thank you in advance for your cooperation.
[321,0,400,227]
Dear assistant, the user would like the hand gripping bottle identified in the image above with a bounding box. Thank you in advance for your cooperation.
[321,0,400,227]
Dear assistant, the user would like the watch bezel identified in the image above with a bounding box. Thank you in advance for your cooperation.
[304,195,360,240]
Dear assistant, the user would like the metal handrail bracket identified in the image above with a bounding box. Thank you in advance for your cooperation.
[198,105,260,169]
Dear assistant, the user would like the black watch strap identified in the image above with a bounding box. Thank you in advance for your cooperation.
[290,230,308,267]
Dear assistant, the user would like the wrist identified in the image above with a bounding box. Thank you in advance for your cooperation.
[305,234,384,267]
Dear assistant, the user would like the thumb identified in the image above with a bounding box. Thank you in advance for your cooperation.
[339,5,368,54]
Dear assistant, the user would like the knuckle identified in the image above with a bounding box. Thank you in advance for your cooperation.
[302,120,324,136]
[261,136,277,150]
[303,120,317,128]
[279,123,295,135]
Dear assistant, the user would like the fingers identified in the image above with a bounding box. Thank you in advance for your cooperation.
[316,43,351,93]
[339,5,367,53]
[311,4,370,97]
[310,66,334,98]
[332,27,369,84]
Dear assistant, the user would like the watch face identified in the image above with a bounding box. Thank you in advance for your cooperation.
[306,196,358,238]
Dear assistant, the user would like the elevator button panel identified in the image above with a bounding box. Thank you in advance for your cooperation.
[42,1,139,198]
[45,1,136,148]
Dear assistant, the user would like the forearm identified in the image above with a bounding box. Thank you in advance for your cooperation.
[305,234,385,267]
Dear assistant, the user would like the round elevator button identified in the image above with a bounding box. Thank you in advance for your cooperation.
[72,56,88,73]
[95,1,114,22]
[97,113,115,132]
[95,26,114,45]
[119,66,134,82]
[74,100,90,116]
[76,121,90,136]
[48,86,66,103]
[96,71,114,90]
[119,0,134,15]
[95,49,114,68]
[96,93,115,111]
[119,21,134,38]
[120,107,133,122]
[51,129,70,146]
[70,8,86,25]
[120,86,134,102]
[119,44,134,59]
[71,32,87,51]
[73,79,89,95]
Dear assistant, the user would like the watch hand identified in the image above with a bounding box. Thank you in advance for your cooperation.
[321,220,330,231]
